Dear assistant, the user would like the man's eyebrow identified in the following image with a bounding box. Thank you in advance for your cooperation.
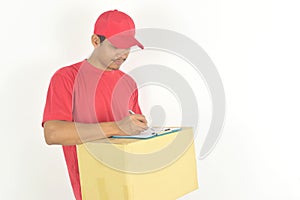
[108,42,118,49]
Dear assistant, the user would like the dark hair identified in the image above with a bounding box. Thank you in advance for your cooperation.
[97,35,106,43]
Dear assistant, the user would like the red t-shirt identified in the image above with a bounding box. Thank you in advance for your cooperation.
[42,60,142,200]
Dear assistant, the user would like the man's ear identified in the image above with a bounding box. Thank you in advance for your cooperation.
[91,34,101,48]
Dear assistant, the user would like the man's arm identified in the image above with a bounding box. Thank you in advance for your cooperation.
[44,114,148,145]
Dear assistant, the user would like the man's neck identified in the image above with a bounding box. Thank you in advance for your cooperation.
[87,55,108,71]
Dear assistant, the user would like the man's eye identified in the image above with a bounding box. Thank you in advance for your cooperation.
[110,44,118,49]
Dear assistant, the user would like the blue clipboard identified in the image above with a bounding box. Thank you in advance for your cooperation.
[111,127,181,139]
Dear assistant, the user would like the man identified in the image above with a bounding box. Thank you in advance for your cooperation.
[42,9,148,200]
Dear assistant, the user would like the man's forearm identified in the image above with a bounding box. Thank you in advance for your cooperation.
[44,120,122,145]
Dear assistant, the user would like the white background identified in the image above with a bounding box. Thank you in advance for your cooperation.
[1,0,300,199]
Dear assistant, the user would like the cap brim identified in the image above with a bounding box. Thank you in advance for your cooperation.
[108,34,144,49]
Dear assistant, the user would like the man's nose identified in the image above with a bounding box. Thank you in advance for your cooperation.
[116,49,130,59]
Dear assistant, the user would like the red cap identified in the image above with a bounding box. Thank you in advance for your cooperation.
[94,10,144,49]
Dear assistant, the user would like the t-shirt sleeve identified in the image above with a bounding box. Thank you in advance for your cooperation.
[42,72,74,127]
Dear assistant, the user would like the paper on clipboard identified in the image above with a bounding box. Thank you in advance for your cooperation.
[111,127,181,139]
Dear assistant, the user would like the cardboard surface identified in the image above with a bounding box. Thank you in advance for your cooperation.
[77,127,198,200]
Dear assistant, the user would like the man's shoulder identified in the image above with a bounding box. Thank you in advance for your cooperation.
[48,60,85,86]
[118,70,136,82]
[54,60,84,78]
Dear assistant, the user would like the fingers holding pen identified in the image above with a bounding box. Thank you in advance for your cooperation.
[130,114,148,130]
[128,110,148,129]
[117,113,148,135]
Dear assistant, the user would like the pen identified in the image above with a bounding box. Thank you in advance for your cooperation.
[129,110,164,131]
[128,110,151,131]
[128,110,135,115]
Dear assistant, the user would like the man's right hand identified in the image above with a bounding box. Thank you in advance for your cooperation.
[117,114,148,136]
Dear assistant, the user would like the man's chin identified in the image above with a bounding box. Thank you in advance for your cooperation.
[107,64,121,71]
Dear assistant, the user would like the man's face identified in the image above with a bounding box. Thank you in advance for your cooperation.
[96,39,130,71]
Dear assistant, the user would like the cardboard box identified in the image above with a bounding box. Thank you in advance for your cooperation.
[77,127,198,200]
